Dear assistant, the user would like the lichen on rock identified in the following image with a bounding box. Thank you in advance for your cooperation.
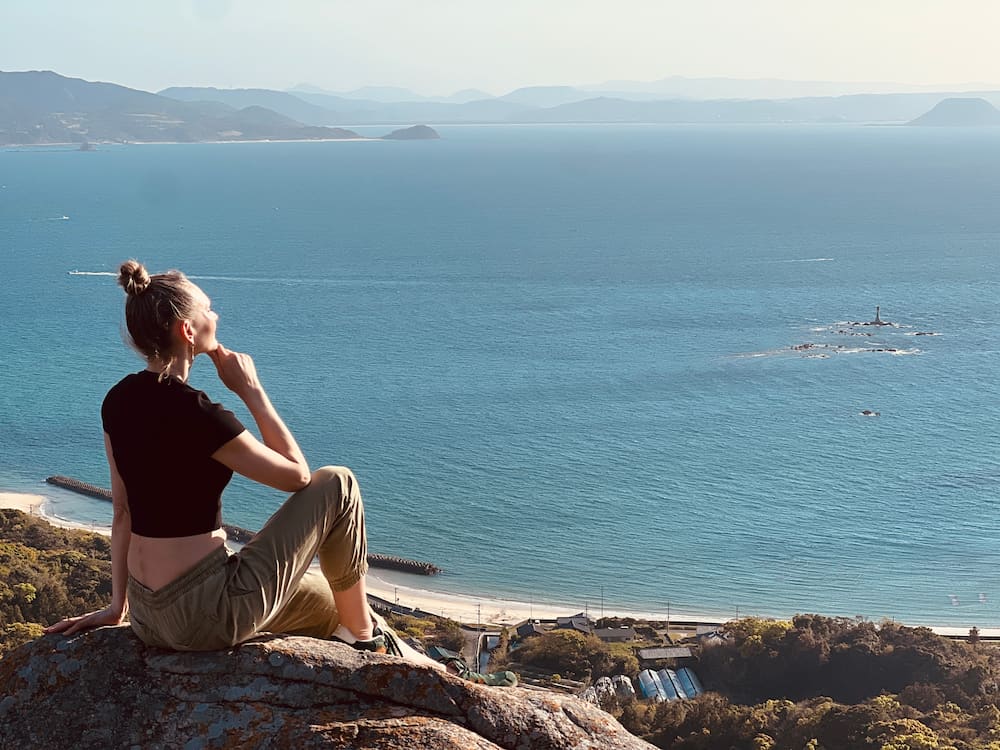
[0,626,652,749]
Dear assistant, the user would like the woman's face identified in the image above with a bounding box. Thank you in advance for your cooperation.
[188,284,220,355]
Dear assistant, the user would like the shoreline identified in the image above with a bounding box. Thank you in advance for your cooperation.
[1,490,997,637]
[1,137,388,149]
[0,490,713,626]
[0,490,673,626]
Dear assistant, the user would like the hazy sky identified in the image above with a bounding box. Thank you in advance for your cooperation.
[4,0,1000,95]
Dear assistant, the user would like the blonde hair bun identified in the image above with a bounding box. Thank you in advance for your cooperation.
[119,259,151,296]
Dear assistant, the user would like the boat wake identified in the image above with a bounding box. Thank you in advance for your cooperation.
[751,257,835,265]
[67,270,430,288]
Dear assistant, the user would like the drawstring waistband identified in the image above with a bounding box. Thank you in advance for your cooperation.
[127,546,229,607]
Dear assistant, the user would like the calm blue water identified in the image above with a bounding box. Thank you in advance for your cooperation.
[3,124,1000,625]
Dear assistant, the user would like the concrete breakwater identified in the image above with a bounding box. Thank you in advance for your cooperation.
[45,476,441,575]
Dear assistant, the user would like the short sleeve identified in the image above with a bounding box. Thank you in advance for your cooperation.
[101,378,131,439]
[186,389,246,457]
[100,392,115,435]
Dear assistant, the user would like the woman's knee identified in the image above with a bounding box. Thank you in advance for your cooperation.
[312,465,356,486]
[311,466,361,507]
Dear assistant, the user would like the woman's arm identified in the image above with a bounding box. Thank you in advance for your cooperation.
[105,432,131,618]
[209,345,311,492]
[45,433,130,635]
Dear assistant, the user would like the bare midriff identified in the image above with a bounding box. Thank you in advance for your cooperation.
[128,528,228,592]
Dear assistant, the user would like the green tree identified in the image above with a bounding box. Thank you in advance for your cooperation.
[489,627,511,670]
[592,641,639,679]
[516,630,618,679]
[0,622,43,654]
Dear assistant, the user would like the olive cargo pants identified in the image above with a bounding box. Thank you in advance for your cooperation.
[127,466,368,650]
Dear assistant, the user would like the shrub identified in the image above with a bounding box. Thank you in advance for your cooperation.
[516,629,615,679]
[0,510,112,658]
[629,616,1000,749]
[488,627,510,670]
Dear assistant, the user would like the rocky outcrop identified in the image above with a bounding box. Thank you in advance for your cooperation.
[0,626,651,749]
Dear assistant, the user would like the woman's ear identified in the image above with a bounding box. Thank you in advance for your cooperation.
[178,318,196,345]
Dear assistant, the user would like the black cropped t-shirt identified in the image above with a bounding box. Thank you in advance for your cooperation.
[101,370,246,538]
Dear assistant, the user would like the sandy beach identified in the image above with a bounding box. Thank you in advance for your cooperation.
[0,492,46,514]
[362,569,660,627]
[2,490,998,637]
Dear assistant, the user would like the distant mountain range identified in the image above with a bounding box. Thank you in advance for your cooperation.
[157,84,1000,126]
[289,83,493,104]
[575,75,1000,101]
[3,69,1000,146]
[290,75,1000,105]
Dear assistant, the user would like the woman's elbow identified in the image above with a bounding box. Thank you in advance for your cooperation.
[112,499,130,524]
[279,467,311,492]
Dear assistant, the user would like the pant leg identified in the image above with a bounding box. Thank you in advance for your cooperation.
[263,570,341,638]
[219,465,369,644]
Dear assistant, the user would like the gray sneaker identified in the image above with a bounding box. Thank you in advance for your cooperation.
[332,625,404,657]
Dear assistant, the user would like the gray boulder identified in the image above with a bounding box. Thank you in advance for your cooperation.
[0,626,652,749]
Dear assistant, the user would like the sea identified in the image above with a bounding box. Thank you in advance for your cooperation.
[3,123,1000,627]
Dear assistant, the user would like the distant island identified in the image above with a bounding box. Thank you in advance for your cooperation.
[382,125,439,140]
[0,71,437,146]
[908,97,1000,126]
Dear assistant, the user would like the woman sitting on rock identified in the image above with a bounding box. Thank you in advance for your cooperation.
[46,260,515,687]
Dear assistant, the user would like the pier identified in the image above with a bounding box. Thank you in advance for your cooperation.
[45,475,441,575]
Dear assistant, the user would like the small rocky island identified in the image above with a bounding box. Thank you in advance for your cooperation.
[382,124,440,140]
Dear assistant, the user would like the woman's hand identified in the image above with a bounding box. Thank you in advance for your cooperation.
[208,344,262,397]
[44,606,126,637]
[208,343,311,491]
